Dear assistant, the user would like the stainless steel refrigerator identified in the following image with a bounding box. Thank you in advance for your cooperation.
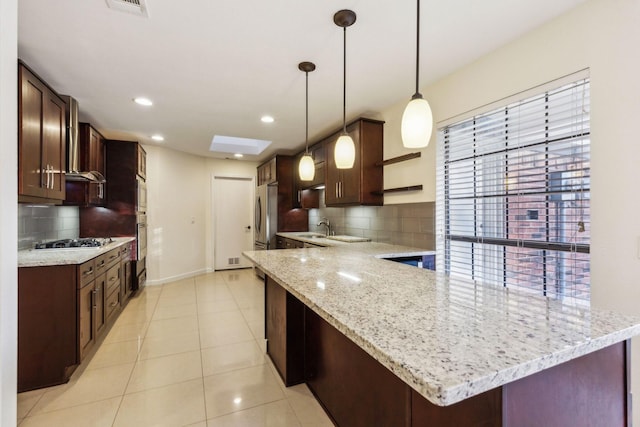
[254,184,278,278]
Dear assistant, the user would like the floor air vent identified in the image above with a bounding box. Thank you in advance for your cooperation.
[105,0,148,17]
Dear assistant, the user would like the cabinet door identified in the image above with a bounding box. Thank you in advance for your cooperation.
[19,67,48,199]
[87,125,106,205]
[18,266,77,391]
[78,283,95,360]
[43,94,66,200]
[95,274,106,336]
[335,123,362,205]
[265,276,305,386]
[326,128,361,206]
[18,63,66,202]
[325,119,383,207]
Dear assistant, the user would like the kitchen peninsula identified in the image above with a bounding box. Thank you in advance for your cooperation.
[244,242,640,426]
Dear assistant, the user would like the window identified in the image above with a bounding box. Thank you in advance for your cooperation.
[436,76,590,303]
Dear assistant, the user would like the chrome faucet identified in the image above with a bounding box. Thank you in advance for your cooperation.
[317,218,332,237]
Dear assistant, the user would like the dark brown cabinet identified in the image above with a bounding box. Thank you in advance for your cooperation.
[18,244,128,391]
[265,276,305,386]
[18,266,77,392]
[119,241,133,302]
[77,246,121,360]
[256,155,309,232]
[18,62,66,203]
[295,142,326,191]
[65,123,106,206]
[325,118,384,207]
[257,158,277,186]
[81,140,147,291]
[293,144,322,210]
[275,236,304,249]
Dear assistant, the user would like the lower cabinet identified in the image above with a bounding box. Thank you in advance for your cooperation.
[18,266,77,392]
[19,243,131,392]
[265,276,305,386]
[275,236,304,249]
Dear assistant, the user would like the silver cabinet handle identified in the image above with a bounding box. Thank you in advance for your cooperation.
[335,182,338,198]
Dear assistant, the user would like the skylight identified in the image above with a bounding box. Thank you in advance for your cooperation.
[210,135,272,156]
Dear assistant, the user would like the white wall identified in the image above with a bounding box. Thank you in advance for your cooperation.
[0,0,18,425]
[145,145,209,284]
[145,144,258,285]
[379,0,640,421]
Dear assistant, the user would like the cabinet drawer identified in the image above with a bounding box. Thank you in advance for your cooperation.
[105,287,120,321]
[94,253,108,275]
[78,259,95,289]
[105,263,120,296]
[104,247,122,269]
[120,243,131,261]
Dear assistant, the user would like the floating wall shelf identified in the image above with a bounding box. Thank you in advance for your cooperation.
[375,152,421,167]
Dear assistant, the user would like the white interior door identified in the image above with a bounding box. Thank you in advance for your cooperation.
[213,176,254,270]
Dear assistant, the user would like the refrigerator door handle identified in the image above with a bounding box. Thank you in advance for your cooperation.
[255,196,262,235]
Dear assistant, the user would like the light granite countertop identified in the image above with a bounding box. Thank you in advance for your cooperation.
[243,243,640,406]
[18,237,135,267]
[277,232,436,257]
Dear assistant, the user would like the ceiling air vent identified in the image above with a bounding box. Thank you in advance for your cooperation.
[105,0,148,17]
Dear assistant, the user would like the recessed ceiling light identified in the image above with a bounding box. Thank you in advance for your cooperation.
[134,97,153,106]
[151,135,164,141]
[261,115,274,123]
[234,153,243,158]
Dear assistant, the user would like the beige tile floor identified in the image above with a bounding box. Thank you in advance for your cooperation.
[17,269,334,427]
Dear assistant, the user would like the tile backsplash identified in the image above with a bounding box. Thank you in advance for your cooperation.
[18,205,79,250]
[308,191,435,249]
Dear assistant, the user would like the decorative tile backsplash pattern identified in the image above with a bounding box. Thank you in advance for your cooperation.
[18,205,79,250]
[308,192,435,249]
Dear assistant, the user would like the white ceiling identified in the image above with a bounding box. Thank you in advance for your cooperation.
[18,0,587,163]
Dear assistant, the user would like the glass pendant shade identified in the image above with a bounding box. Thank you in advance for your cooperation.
[334,133,355,169]
[401,95,433,148]
[298,153,315,181]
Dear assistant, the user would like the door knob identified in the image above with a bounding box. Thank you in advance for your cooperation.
[245,225,251,230]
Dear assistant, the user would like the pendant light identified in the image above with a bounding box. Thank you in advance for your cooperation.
[333,9,357,169]
[298,61,316,181]
[401,0,433,148]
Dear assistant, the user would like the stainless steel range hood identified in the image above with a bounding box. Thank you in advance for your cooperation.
[62,96,106,183]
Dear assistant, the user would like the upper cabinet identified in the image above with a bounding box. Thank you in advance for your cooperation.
[18,62,66,203]
[325,118,384,207]
[105,140,146,215]
[257,157,277,186]
[65,123,106,206]
[295,142,326,191]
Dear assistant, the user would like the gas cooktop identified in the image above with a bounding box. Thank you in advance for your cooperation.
[34,238,113,249]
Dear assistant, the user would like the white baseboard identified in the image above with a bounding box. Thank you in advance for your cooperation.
[145,268,212,286]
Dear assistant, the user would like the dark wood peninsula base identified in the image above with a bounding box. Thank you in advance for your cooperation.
[264,276,632,427]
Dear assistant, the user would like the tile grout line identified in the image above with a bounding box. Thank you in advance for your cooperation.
[195,275,211,424]
[111,283,162,427]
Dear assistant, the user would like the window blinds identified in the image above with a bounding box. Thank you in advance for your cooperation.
[436,78,590,303]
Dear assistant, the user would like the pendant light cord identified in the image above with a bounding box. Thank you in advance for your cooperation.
[305,70,309,154]
[414,0,421,96]
[342,26,347,134]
